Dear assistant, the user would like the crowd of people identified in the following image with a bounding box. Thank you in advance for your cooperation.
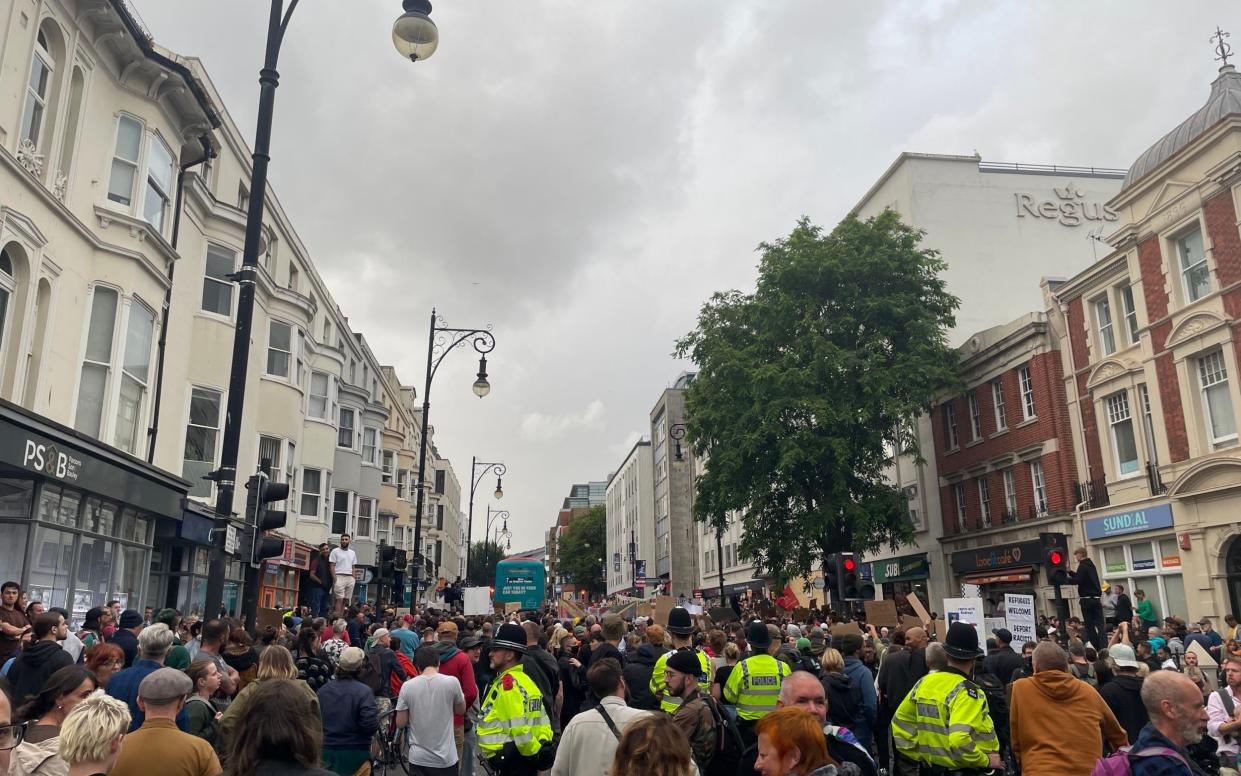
[1,541,1240,776]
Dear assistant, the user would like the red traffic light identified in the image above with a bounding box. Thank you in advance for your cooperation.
[1048,550,1063,566]
[843,557,857,572]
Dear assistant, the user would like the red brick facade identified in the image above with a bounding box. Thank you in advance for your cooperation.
[933,350,1077,536]
[1066,297,1106,479]
[1206,190,1241,288]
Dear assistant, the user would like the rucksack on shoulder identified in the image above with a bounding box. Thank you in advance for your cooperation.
[1090,746,1188,776]
[701,694,745,776]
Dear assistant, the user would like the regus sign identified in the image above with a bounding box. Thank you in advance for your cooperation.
[1016,183,1118,227]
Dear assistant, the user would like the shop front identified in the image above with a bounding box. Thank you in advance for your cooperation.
[147,502,245,619]
[872,552,932,603]
[258,536,312,611]
[1085,502,1186,625]
[950,540,1043,617]
[0,399,189,628]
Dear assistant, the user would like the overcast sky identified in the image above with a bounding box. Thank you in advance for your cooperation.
[135,1,1237,552]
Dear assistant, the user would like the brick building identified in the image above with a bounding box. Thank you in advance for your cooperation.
[1043,62,1241,621]
[931,313,1079,613]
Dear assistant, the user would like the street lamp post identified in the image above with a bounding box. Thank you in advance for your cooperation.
[485,506,510,546]
[465,458,505,578]
[412,311,497,596]
[202,0,439,620]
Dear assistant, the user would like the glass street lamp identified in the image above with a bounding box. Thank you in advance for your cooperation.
[392,0,439,62]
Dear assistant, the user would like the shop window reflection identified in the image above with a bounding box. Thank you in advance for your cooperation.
[30,523,73,610]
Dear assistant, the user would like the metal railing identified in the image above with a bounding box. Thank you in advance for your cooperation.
[1074,478,1111,509]
[1147,462,1168,496]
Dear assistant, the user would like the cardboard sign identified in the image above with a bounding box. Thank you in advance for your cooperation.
[864,600,900,628]
[256,607,283,632]
[792,607,811,622]
[709,606,740,624]
[1003,594,1036,651]
[900,614,937,641]
[1187,639,1217,667]
[653,595,674,626]
[829,621,863,638]
[757,601,779,620]
[907,592,932,625]
[464,586,492,616]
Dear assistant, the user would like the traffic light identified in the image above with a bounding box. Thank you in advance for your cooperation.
[1040,531,1070,585]
[378,543,397,581]
[245,472,288,565]
[840,552,876,601]
[824,553,841,599]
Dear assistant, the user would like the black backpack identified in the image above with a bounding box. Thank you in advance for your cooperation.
[700,694,745,776]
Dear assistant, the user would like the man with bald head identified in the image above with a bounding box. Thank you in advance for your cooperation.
[876,627,928,772]
[1132,671,1211,775]
[1010,642,1126,775]
[774,671,877,776]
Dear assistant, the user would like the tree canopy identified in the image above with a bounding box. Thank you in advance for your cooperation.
[556,505,607,597]
[675,211,960,582]
[467,540,506,588]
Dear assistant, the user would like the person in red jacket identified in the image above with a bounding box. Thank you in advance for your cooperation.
[432,621,479,764]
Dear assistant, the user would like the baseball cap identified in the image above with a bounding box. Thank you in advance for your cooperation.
[373,628,390,640]
[338,647,366,671]
[1110,643,1140,668]
[437,621,459,637]
[992,627,1013,644]
[402,614,414,624]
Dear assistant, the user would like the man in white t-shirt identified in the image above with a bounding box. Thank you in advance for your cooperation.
[396,645,467,776]
[328,534,357,617]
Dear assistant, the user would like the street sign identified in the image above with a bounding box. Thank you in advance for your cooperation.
[353,567,374,585]
[811,577,825,589]
[224,525,238,555]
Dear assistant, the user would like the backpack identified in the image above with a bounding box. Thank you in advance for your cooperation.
[972,668,1010,756]
[360,651,384,696]
[1073,661,1100,688]
[1216,688,1238,746]
[1090,746,1189,776]
[700,694,745,776]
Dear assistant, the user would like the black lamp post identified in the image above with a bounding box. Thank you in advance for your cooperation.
[485,506,510,546]
[202,0,439,620]
[465,458,505,578]
[412,312,497,595]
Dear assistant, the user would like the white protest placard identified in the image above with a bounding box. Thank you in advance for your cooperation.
[943,597,986,650]
[1004,593,1036,651]
[464,586,493,616]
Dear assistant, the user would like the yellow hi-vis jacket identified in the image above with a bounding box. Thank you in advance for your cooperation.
[651,647,713,713]
[477,664,553,760]
[891,668,999,770]
[722,653,789,721]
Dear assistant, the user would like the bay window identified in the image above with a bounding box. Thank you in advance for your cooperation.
[331,491,350,535]
[362,427,378,465]
[113,301,156,455]
[201,244,236,317]
[143,136,174,232]
[266,320,292,378]
[357,498,374,539]
[308,371,330,419]
[74,287,118,437]
[381,450,394,484]
[338,408,355,449]
[300,468,322,518]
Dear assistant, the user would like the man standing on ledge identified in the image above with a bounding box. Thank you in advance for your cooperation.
[329,534,357,617]
[1067,547,1104,649]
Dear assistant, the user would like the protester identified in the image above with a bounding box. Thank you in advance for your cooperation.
[223,678,334,776]
[1130,671,1210,775]
[1136,589,1159,632]
[755,706,857,776]
[650,609,711,715]
[0,581,32,666]
[552,657,651,776]
[291,627,332,692]
[57,692,130,776]
[183,659,222,750]
[1009,641,1127,774]
[7,612,73,704]
[836,633,877,752]
[329,535,357,617]
[196,619,239,697]
[108,668,221,776]
[776,670,877,776]
[222,627,258,691]
[110,611,142,669]
[983,627,1023,685]
[876,626,927,772]
[710,641,740,702]
[429,620,476,762]
[105,623,187,732]
[154,609,191,671]
[623,623,664,710]
[608,714,695,776]
[1066,547,1105,648]
[317,646,378,775]
[365,627,407,716]
[321,620,349,666]
[219,643,319,753]
[664,649,716,771]
[1207,653,1241,774]
[394,645,466,775]
[1100,643,1151,745]
[83,644,124,690]
[8,665,97,776]
[307,543,334,618]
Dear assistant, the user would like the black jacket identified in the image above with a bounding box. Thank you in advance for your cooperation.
[7,640,72,703]
[111,628,138,668]
[1115,594,1134,625]
[1071,558,1103,598]
[621,643,663,710]
[876,648,926,714]
[821,671,862,730]
[1100,673,1148,745]
[984,646,1025,685]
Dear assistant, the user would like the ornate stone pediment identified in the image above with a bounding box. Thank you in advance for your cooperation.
[1086,358,1132,389]
[1169,456,1241,498]
[1164,312,1228,349]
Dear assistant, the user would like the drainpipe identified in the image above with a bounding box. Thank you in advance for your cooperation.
[146,135,216,464]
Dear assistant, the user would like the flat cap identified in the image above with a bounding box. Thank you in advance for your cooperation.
[138,667,192,701]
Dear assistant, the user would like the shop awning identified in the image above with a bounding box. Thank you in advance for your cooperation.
[961,571,1032,585]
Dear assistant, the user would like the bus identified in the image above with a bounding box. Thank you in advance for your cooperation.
[494,557,545,610]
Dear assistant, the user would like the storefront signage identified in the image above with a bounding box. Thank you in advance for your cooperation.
[950,540,1043,574]
[873,553,930,584]
[1015,184,1118,227]
[0,407,187,517]
[1084,503,1174,540]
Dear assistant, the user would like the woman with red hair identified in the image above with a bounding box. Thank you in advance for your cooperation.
[755,707,859,776]
[83,643,124,689]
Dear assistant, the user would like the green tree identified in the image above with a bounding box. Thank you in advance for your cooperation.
[556,505,607,597]
[467,540,506,587]
[675,212,960,584]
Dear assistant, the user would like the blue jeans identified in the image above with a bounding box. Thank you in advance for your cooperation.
[460,721,476,776]
[308,586,329,617]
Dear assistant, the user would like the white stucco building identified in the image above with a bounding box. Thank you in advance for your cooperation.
[605,438,653,597]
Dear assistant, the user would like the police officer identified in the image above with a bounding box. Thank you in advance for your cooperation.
[723,620,790,744]
[477,623,554,775]
[650,607,712,713]
[891,621,1001,775]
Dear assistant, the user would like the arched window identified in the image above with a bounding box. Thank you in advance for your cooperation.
[20,29,55,148]
[0,248,14,354]
[55,67,86,192]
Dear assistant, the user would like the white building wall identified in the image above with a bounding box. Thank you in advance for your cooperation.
[606,439,653,596]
